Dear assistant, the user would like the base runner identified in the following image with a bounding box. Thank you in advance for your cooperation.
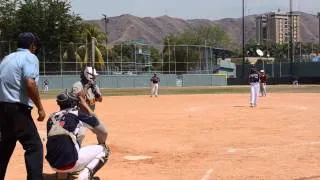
[259,70,267,97]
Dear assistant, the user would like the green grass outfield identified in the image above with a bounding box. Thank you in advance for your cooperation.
[40,85,320,99]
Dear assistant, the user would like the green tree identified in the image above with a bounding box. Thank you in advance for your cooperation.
[195,26,231,47]
[269,43,288,62]
[15,0,83,43]
[162,25,231,73]
[0,0,20,58]
[10,0,84,74]
[63,24,107,70]
[150,47,161,71]
[76,23,106,70]
[110,44,134,72]
[0,0,20,41]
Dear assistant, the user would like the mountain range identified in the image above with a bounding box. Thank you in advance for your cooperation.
[85,12,320,46]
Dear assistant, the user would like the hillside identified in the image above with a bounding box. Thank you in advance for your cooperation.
[85,12,319,46]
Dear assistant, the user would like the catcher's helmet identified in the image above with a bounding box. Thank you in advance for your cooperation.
[56,90,79,110]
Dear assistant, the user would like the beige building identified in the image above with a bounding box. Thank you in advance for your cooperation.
[256,12,300,44]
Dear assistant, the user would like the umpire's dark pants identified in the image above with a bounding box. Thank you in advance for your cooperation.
[0,102,43,180]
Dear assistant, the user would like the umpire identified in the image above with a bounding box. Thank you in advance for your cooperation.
[0,32,46,180]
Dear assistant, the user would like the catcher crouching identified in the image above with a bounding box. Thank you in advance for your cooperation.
[45,90,109,180]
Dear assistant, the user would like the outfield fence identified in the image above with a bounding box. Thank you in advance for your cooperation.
[38,74,227,90]
[238,62,320,78]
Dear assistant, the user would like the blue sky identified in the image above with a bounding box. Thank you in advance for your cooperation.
[70,0,320,20]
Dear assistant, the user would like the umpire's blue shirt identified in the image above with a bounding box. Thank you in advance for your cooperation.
[0,48,39,107]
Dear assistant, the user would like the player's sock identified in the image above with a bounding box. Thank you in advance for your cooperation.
[78,168,91,180]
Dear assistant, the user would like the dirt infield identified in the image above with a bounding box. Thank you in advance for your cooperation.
[5,93,320,180]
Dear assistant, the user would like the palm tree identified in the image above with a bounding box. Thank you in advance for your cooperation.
[63,23,107,70]
[62,42,81,72]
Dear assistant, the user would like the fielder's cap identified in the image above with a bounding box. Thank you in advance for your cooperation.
[260,70,265,73]
[18,32,38,49]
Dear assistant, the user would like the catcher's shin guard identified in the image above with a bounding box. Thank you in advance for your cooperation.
[87,144,110,177]
[56,172,71,180]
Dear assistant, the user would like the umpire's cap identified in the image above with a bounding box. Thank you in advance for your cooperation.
[17,32,39,49]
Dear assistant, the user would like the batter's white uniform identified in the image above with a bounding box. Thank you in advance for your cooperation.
[72,81,101,111]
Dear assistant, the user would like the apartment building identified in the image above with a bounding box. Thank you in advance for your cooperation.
[256,12,300,44]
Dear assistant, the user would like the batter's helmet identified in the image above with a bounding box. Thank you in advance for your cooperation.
[56,90,79,110]
[81,66,98,82]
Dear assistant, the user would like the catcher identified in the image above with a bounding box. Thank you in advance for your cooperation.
[45,90,109,180]
[72,66,102,112]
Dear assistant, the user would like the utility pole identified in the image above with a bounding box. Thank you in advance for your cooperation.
[102,14,109,74]
[242,0,245,78]
[318,12,320,55]
[289,0,294,76]
[102,14,109,45]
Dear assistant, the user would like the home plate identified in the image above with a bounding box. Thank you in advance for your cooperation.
[227,148,237,153]
[123,155,152,161]
[299,106,307,110]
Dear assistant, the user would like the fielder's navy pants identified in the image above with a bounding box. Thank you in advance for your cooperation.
[0,102,43,180]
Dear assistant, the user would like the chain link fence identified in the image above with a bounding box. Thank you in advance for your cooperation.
[0,41,319,78]
[0,41,233,75]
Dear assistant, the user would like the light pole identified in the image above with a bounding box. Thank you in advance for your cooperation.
[102,14,109,45]
[312,38,315,54]
[288,0,294,76]
[242,0,245,78]
[318,12,320,55]
[102,14,109,74]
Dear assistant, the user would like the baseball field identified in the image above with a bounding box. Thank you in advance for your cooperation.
[5,85,320,180]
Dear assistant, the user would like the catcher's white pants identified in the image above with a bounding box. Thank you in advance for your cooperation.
[54,145,106,174]
[250,82,260,106]
[151,83,159,96]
